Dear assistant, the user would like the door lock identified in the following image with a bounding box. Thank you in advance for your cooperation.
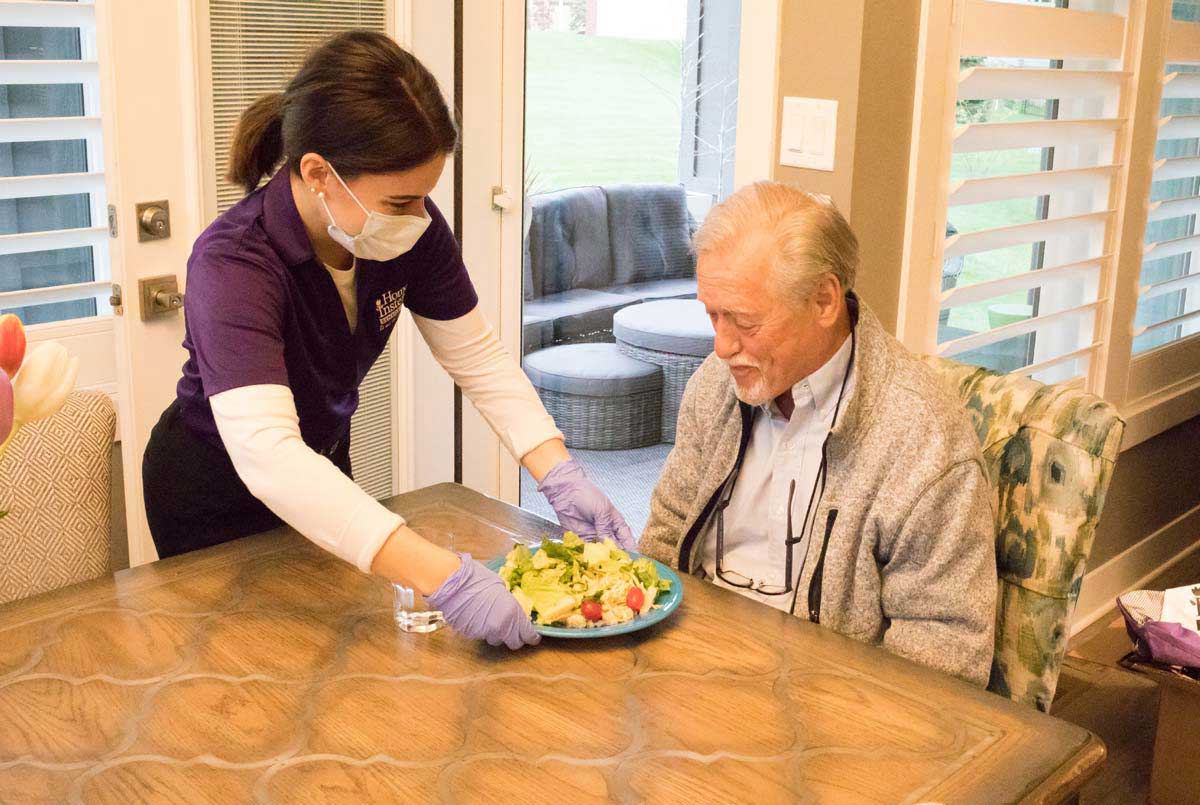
[138,274,184,321]
[135,200,171,241]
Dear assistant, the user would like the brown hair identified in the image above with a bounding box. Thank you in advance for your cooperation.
[226,30,458,193]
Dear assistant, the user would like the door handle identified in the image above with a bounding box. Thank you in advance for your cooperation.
[139,275,184,321]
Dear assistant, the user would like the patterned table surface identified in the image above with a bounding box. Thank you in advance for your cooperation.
[0,483,1103,804]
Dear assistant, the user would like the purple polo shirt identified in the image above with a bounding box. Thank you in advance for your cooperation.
[175,169,477,455]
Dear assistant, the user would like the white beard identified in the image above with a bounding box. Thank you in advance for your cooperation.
[728,364,772,407]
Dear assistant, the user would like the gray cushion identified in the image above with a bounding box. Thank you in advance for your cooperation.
[524,288,638,346]
[613,299,714,357]
[605,183,696,286]
[526,186,613,298]
[524,288,636,321]
[522,311,554,354]
[523,343,662,396]
[608,277,697,302]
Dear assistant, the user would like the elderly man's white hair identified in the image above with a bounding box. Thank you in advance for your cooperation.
[692,181,859,300]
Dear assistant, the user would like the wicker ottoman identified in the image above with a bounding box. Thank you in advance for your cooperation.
[523,343,663,450]
[613,299,715,443]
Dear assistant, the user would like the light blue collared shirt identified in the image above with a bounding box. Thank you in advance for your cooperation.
[698,333,855,611]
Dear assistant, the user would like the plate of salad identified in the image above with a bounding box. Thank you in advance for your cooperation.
[484,532,682,638]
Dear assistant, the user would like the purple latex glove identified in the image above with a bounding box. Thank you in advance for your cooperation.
[425,553,540,650]
[537,459,637,552]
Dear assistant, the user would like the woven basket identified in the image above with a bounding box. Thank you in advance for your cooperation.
[536,386,662,450]
[616,342,705,443]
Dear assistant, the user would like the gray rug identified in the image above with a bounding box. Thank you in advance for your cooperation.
[519,442,673,538]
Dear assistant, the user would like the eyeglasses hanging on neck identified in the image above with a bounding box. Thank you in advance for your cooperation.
[712,329,856,598]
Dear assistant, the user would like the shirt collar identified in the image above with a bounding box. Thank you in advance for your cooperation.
[762,330,854,421]
[261,169,319,269]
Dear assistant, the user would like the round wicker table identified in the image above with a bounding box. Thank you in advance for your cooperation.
[613,299,714,443]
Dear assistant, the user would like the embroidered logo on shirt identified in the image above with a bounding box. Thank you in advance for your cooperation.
[375,287,406,330]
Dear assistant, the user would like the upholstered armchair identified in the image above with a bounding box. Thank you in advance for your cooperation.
[923,358,1124,712]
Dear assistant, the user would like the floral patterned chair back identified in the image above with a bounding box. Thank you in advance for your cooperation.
[922,357,1124,712]
[0,390,115,605]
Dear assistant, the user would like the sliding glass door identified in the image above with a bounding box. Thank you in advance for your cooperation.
[512,1,740,532]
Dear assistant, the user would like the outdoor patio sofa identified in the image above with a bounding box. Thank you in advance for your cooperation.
[521,183,699,355]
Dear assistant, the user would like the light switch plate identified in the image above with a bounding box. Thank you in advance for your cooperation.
[779,96,838,171]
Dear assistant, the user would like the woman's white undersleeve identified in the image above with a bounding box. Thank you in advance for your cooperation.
[209,384,403,573]
[413,306,563,460]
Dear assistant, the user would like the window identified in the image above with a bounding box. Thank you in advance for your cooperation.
[919,0,1122,386]
[904,0,1200,443]
[523,0,738,215]
[0,0,109,327]
[943,46,1067,376]
[1132,1,1200,355]
[677,0,740,212]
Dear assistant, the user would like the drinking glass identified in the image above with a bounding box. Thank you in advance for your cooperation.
[393,531,453,633]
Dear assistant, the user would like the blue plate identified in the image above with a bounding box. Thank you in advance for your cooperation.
[484,549,683,638]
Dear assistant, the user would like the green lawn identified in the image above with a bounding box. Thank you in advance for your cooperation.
[524,31,683,194]
[944,103,1049,334]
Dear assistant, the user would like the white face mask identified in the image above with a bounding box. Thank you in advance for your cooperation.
[317,162,431,261]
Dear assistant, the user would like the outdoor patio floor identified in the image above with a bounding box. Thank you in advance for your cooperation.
[518,442,673,538]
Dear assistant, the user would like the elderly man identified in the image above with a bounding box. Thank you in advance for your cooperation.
[640,182,997,686]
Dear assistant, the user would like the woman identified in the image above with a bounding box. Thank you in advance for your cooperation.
[142,31,633,650]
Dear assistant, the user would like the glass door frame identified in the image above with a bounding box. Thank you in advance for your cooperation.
[455,0,783,505]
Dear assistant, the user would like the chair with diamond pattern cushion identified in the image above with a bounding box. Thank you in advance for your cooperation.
[0,390,116,604]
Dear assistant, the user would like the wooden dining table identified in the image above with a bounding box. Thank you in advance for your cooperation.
[0,483,1104,804]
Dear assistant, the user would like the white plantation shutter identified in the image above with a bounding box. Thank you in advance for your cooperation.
[0,0,111,325]
[1130,6,1200,357]
[205,0,398,500]
[924,0,1134,386]
[905,0,1200,441]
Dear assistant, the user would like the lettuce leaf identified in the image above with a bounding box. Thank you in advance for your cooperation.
[504,543,534,587]
[631,558,659,589]
[539,539,580,564]
[519,570,574,617]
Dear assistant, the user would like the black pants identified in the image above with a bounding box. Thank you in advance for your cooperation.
[142,400,351,559]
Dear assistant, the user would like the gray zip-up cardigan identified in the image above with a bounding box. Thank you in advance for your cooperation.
[639,296,997,686]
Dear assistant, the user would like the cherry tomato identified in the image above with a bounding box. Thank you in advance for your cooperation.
[581,600,603,621]
[626,587,645,612]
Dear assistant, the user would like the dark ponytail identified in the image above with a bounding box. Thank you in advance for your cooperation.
[227,92,285,193]
[225,31,458,195]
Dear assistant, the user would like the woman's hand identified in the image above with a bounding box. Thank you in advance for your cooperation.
[371,525,538,650]
[426,553,541,650]
[537,458,636,552]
